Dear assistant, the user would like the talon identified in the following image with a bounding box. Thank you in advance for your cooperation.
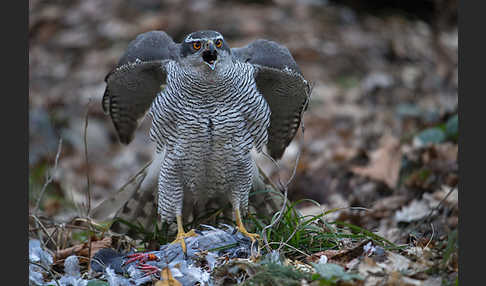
[171,229,198,253]
[234,208,260,243]
[240,231,260,242]
[171,215,198,253]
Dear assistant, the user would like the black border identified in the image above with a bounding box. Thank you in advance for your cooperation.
[24,1,465,284]
[10,0,28,283]
[458,1,475,285]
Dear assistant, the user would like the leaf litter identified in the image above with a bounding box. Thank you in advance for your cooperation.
[29,0,458,285]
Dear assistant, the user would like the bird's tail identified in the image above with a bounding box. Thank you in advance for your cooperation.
[106,155,284,239]
[108,155,162,238]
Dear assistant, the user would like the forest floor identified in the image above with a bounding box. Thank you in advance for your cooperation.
[29,0,458,285]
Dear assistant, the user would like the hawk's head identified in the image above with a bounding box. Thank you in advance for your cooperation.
[180,30,231,71]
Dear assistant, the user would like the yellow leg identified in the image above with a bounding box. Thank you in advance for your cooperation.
[155,267,182,286]
[171,215,197,253]
[235,208,260,242]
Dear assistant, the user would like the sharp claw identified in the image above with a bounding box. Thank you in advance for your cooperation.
[171,229,198,254]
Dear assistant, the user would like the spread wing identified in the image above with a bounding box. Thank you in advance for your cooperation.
[102,31,180,144]
[232,39,311,159]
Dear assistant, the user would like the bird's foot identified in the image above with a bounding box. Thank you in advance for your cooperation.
[123,253,160,266]
[237,226,260,243]
[137,263,161,276]
[154,267,182,286]
[237,227,261,260]
[235,214,260,243]
[234,211,261,260]
[171,229,198,253]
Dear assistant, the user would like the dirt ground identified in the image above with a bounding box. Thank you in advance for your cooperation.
[29,0,458,285]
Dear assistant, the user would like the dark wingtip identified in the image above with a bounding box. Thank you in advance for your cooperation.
[269,147,285,160]
[102,88,110,115]
[112,118,135,145]
[118,131,133,145]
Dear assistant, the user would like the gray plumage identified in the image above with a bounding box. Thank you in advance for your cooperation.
[103,30,310,227]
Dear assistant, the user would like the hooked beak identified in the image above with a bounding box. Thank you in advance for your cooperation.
[202,40,218,70]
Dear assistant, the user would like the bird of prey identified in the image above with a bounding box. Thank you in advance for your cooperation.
[102,30,310,252]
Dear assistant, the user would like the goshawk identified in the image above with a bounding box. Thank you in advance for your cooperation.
[103,30,310,252]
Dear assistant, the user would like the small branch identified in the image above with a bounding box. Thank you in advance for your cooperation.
[260,86,310,253]
[278,220,301,252]
[261,189,288,253]
[83,99,92,216]
[29,261,61,286]
[424,187,457,223]
[267,242,310,258]
[30,214,58,250]
[425,223,434,249]
[82,99,95,272]
[34,138,63,214]
[117,159,153,194]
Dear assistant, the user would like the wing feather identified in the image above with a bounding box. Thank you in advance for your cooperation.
[102,31,179,144]
[232,39,311,159]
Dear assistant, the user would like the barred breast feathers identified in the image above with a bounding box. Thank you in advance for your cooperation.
[148,60,271,157]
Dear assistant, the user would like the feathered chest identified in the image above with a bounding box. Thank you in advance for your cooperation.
[149,63,271,155]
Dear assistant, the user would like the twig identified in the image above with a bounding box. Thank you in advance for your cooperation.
[424,187,457,223]
[259,152,290,252]
[30,214,58,250]
[116,159,153,194]
[29,261,61,286]
[278,220,302,252]
[267,242,310,258]
[259,122,304,251]
[83,99,92,216]
[29,223,102,233]
[82,99,95,272]
[260,84,311,253]
[34,138,63,214]
[261,189,287,253]
[424,223,434,249]
[87,219,95,273]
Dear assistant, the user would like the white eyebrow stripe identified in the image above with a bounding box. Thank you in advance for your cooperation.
[184,35,223,43]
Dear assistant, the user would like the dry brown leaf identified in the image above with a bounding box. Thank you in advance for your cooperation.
[422,143,457,166]
[394,199,430,223]
[306,240,369,267]
[42,197,62,217]
[357,250,423,286]
[372,195,407,214]
[54,236,112,261]
[350,135,402,189]
[333,145,358,162]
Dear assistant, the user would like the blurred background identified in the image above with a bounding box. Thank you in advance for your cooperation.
[29,0,457,244]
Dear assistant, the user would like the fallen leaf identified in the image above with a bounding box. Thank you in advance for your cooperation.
[394,199,430,223]
[332,145,358,162]
[42,197,62,217]
[421,143,457,167]
[413,128,446,147]
[445,114,458,140]
[351,135,402,189]
[371,195,408,218]
[54,236,112,261]
[312,262,362,283]
[307,240,370,268]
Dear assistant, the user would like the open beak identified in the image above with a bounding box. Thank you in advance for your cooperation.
[202,40,218,70]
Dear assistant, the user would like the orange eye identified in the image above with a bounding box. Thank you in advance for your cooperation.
[193,41,201,50]
[215,39,223,48]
